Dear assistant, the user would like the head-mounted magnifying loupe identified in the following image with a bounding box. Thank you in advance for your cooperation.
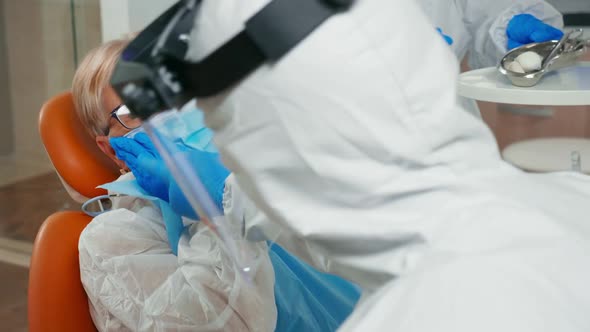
[110,0,353,119]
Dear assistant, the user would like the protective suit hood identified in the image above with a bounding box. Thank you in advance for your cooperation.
[188,0,506,289]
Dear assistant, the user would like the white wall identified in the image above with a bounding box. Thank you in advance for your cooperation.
[0,0,14,155]
[545,0,590,13]
[100,0,177,42]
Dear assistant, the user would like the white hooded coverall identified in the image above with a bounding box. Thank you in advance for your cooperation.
[186,0,590,331]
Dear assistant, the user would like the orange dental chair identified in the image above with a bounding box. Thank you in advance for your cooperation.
[29,91,120,332]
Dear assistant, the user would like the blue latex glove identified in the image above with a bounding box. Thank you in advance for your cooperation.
[110,132,230,219]
[168,149,230,219]
[506,14,563,50]
[436,27,453,46]
[110,132,171,201]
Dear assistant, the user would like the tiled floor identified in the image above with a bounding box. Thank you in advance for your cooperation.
[0,262,28,332]
[0,171,79,331]
[0,172,79,242]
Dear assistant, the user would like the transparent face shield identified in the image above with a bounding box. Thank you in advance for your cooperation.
[108,2,353,322]
[142,102,276,280]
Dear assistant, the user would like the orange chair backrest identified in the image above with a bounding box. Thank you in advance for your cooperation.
[38,91,119,198]
[30,91,120,332]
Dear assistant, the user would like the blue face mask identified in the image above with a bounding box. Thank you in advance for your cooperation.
[123,126,146,138]
[123,99,217,152]
[177,100,218,152]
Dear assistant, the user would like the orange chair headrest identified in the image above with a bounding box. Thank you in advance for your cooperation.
[39,92,120,198]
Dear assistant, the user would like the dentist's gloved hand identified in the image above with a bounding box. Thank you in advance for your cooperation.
[110,133,230,219]
[110,133,171,201]
[168,148,230,220]
[506,14,564,50]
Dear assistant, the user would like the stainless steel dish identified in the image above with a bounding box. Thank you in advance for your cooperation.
[498,29,588,87]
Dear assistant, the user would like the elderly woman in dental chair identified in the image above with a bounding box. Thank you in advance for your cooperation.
[72,39,360,332]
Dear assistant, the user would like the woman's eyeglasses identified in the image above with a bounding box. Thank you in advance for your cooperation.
[107,104,141,134]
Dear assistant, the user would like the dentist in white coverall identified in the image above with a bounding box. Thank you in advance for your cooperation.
[419,0,564,117]
[181,0,590,330]
[420,0,563,70]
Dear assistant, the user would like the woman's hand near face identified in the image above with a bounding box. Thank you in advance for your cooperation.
[110,133,171,201]
[110,132,230,218]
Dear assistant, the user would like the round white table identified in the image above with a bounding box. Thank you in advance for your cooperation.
[458,61,590,173]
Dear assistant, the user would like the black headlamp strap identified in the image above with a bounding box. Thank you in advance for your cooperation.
[246,0,338,60]
[173,0,350,97]
[112,0,352,118]
[171,30,266,98]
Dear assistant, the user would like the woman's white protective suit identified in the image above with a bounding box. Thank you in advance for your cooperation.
[78,174,277,332]
[187,0,590,331]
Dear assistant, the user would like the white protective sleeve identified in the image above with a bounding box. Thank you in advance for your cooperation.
[78,191,277,331]
[223,174,330,272]
[464,0,563,69]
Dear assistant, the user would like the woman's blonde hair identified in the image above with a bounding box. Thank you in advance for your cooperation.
[72,38,129,137]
